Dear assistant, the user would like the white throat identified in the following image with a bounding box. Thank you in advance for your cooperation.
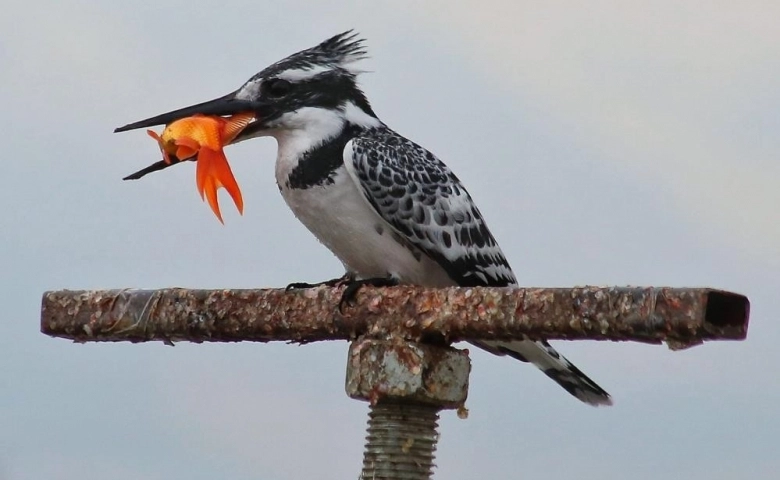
[270,102,381,185]
[272,107,345,155]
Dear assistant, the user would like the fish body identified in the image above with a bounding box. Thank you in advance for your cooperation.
[146,113,254,223]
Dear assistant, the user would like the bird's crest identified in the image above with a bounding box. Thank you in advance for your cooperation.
[254,31,368,81]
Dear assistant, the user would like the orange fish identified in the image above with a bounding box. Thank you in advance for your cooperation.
[146,113,254,223]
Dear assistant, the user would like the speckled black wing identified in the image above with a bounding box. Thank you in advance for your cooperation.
[343,128,516,287]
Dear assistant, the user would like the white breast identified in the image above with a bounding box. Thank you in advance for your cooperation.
[278,167,452,287]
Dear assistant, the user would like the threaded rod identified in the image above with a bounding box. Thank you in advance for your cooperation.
[361,400,440,480]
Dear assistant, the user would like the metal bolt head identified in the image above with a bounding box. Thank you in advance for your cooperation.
[346,338,470,409]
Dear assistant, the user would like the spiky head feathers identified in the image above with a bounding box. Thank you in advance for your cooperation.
[252,31,367,83]
[234,31,375,128]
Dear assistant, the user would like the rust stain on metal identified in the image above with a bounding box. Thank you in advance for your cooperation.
[41,286,749,349]
[345,339,470,409]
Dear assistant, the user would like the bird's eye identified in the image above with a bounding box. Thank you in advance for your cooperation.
[264,79,292,98]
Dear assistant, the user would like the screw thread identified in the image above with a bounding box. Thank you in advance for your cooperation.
[361,400,440,480]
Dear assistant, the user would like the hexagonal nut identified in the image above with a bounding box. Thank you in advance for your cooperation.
[345,338,470,409]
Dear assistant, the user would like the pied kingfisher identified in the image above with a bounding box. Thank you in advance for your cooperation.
[116,31,611,406]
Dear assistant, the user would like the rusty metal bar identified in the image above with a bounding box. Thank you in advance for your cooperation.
[41,286,749,349]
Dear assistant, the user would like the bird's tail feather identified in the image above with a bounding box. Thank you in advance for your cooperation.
[472,339,612,406]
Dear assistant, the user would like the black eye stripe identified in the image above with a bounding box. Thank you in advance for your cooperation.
[254,72,376,119]
[263,78,292,97]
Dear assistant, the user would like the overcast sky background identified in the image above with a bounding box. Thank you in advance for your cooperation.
[2,1,778,479]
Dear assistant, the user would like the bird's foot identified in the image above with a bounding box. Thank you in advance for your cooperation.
[286,273,354,291]
[339,275,399,313]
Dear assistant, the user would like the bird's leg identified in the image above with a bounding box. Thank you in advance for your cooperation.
[339,275,399,312]
[286,272,354,291]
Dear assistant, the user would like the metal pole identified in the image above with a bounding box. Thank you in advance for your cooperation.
[346,338,471,480]
[362,401,440,480]
[39,286,750,478]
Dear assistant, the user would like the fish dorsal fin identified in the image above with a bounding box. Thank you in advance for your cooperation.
[222,112,255,144]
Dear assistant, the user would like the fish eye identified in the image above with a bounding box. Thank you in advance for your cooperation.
[264,78,292,98]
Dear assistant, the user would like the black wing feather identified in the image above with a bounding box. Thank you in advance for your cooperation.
[345,128,516,287]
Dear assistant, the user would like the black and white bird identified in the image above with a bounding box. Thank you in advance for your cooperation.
[116,32,612,406]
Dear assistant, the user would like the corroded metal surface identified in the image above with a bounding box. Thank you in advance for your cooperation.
[348,340,467,479]
[41,286,749,349]
[361,401,440,480]
[346,339,470,408]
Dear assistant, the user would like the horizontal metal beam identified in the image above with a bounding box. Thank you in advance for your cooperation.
[40,286,748,349]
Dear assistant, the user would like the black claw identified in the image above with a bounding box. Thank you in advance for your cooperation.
[286,282,316,291]
[323,274,353,287]
[338,276,399,313]
[338,283,363,310]
[286,273,353,292]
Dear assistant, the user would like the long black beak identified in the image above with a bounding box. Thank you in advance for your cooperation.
[114,91,257,133]
[122,157,193,181]
[116,91,258,180]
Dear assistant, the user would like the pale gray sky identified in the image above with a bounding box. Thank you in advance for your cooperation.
[2,1,778,479]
